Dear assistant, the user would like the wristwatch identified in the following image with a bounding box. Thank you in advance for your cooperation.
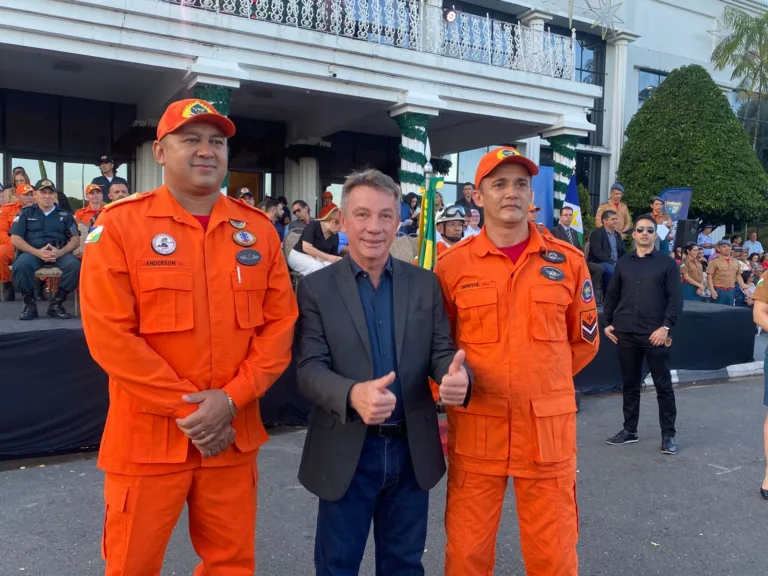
[662,326,670,331]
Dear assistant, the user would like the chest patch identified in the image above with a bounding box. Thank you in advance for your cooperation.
[236,249,262,266]
[152,233,177,255]
[541,250,566,264]
[540,266,565,282]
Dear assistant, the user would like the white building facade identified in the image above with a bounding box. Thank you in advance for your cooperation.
[0,0,763,212]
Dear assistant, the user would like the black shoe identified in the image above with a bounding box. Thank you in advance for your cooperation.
[1,282,14,302]
[606,430,638,445]
[661,436,677,455]
[760,487,768,500]
[47,289,71,319]
[34,281,46,301]
[19,293,38,321]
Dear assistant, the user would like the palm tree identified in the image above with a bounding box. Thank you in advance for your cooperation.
[711,6,768,150]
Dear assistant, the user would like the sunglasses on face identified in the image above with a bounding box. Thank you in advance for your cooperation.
[635,227,655,234]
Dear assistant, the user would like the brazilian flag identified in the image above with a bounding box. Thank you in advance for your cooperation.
[416,176,443,270]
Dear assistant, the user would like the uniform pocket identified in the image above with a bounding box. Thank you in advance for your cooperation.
[102,478,129,568]
[136,268,193,334]
[451,393,509,460]
[454,286,499,344]
[530,392,578,464]
[530,285,572,342]
[232,269,267,329]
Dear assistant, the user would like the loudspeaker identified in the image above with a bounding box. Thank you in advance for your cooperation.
[674,219,699,248]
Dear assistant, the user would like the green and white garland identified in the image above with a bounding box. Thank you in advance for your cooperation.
[193,84,233,191]
[392,113,429,196]
[549,134,580,214]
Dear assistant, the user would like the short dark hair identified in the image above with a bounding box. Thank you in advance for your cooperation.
[560,206,574,215]
[634,213,657,228]
[291,200,308,210]
[463,182,474,189]
[257,199,280,212]
[742,270,753,283]
[108,181,129,194]
[684,242,698,254]
[731,234,742,242]
[601,209,617,222]
[277,195,288,205]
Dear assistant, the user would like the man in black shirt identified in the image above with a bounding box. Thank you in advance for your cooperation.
[455,182,483,227]
[603,214,683,455]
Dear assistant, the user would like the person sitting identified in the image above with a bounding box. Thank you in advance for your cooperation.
[10,179,81,320]
[0,185,14,205]
[435,205,465,255]
[75,183,104,228]
[289,200,311,232]
[400,192,421,235]
[749,252,764,277]
[465,208,482,236]
[736,270,756,308]
[287,207,341,275]
[237,186,255,207]
[588,209,625,294]
[0,184,36,301]
[318,191,338,219]
[257,198,285,241]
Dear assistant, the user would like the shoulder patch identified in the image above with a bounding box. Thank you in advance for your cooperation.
[102,191,148,212]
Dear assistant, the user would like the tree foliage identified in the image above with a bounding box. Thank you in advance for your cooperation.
[578,183,596,236]
[616,64,768,226]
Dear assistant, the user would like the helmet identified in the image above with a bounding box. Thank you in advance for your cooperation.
[436,205,466,225]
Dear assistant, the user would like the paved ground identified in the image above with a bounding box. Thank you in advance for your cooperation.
[2,378,768,575]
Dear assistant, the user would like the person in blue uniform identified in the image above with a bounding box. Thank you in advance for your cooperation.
[91,155,128,204]
[9,179,81,320]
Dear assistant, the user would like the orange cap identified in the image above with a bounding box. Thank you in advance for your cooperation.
[16,184,34,195]
[528,203,541,212]
[474,147,539,189]
[85,183,102,194]
[156,99,236,141]
[322,191,334,199]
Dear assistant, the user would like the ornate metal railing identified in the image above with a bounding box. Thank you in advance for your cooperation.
[160,0,575,80]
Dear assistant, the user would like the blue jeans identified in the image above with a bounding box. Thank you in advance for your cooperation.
[600,262,615,293]
[713,288,735,306]
[314,434,428,576]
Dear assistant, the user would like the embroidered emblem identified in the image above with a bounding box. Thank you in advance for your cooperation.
[151,233,177,255]
[229,219,247,230]
[541,250,566,264]
[85,226,103,244]
[580,310,598,345]
[182,101,215,118]
[540,266,565,282]
[664,337,673,348]
[236,249,262,266]
[497,148,518,160]
[233,230,257,247]
[581,279,594,303]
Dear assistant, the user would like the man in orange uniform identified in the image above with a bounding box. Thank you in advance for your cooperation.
[79,99,298,576]
[435,147,600,576]
[0,183,35,301]
[75,183,104,227]
[318,190,338,218]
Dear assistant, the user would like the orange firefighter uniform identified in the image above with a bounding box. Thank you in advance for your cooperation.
[435,152,599,576]
[79,101,298,576]
[0,184,34,284]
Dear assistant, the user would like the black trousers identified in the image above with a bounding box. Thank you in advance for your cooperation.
[616,331,677,437]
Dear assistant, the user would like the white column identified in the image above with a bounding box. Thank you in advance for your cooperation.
[518,9,552,31]
[298,157,320,210]
[520,137,542,165]
[607,32,640,187]
[283,157,299,204]
[135,141,162,193]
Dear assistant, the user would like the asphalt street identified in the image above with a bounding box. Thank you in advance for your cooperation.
[2,377,768,575]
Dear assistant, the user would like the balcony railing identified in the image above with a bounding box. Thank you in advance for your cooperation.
[161,0,576,80]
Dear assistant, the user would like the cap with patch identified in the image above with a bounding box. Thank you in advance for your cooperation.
[528,203,541,212]
[322,191,334,199]
[85,183,102,194]
[99,155,114,164]
[35,179,56,192]
[16,184,34,195]
[237,187,253,198]
[610,183,624,193]
[717,239,731,246]
[474,147,539,190]
[652,196,664,204]
[157,99,236,141]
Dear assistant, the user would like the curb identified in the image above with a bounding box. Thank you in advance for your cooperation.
[642,361,764,386]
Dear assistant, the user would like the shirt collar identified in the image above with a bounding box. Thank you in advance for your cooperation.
[631,248,657,258]
[349,255,393,278]
[472,222,545,258]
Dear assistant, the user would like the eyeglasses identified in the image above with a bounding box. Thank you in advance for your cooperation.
[635,227,655,234]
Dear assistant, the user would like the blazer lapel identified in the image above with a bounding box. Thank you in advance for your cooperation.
[392,259,409,368]
[334,260,373,361]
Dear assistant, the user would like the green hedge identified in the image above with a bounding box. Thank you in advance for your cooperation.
[616,64,768,226]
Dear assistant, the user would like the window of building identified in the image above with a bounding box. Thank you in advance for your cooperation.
[574,37,606,147]
[575,152,602,215]
[638,69,668,108]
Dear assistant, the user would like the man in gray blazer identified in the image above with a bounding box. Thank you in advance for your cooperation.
[296,169,471,575]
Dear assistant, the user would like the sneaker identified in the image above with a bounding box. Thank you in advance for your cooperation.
[606,430,638,445]
[661,436,677,455]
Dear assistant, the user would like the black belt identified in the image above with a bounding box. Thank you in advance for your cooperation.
[367,421,408,438]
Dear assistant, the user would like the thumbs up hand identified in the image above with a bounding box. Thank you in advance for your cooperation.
[439,350,469,406]
[349,371,398,424]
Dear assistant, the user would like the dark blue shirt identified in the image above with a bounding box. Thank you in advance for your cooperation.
[9,204,79,249]
[92,175,129,204]
[350,256,404,423]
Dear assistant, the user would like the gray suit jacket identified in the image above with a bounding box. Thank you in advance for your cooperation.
[296,256,464,501]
